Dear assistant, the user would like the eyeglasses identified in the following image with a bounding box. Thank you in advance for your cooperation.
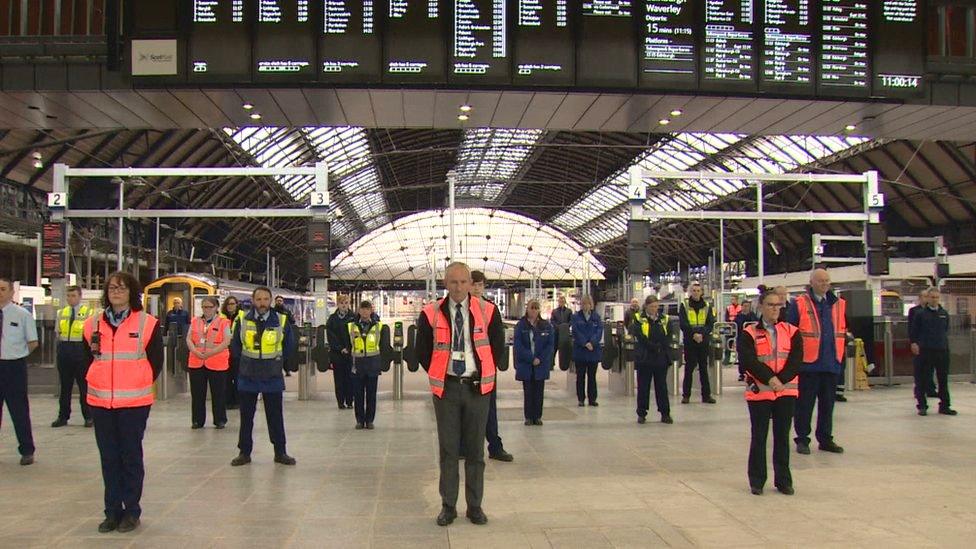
[107,285,128,292]
[201,304,216,309]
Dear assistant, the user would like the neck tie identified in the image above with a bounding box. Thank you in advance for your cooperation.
[0,308,4,344]
[453,303,466,376]
[69,307,76,328]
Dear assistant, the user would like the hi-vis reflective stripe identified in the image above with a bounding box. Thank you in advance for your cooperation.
[240,320,283,359]
[429,378,445,388]
[97,312,149,362]
[754,382,798,392]
[756,351,791,362]
[481,374,496,384]
[88,386,154,400]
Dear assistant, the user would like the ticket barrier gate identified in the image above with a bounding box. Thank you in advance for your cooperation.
[609,321,635,396]
[157,321,189,401]
[297,323,318,400]
[391,321,404,400]
[557,324,572,371]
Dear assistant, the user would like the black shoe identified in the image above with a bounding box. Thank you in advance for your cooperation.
[578,401,585,407]
[703,397,717,404]
[84,419,93,428]
[274,453,297,465]
[436,505,457,526]
[19,454,34,466]
[215,422,226,430]
[534,419,543,426]
[818,442,844,453]
[750,486,763,496]
[589,401,599,407]
[525,420,533,426]
[661,414,673,424]
[776,485,795,496]
[230,454,251,466]
[338,404,347,409]
[835,394,847,402]
[466,507,488,525]
[637,416,646,424]
[796,442,811,455]
[681,396,690,404]
[51,418,68,428]
[97,517,118,533]
[117,515,140,533]
[355,423,365,430]
[365,423,375,430]
[939,408,958,416]
[918,408,928,416]
[489,450,514,462]
[191,423,204,430]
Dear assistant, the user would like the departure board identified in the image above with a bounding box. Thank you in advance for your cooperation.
[702,0,756,90]
[384,0,447,82]
[450,0,510,83]
[512,0,573,86]
[320,0,382,82]
[578,1,638,88]
[819,0,869,96]
[188,0,251,82]
[760,0,813,93]
[873,0,924,98]
[254,0,316,81]
[639,0,698,89]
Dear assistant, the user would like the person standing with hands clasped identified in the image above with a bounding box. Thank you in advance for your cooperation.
[910,287,957,416]
[186,296,231,429]
[738,288,802,496]
[220,296,245,410]
[630,295,673,425]
[347,300,390,430]
[572,294,603,407]
[0,276,39,465]
[52,285,94,428]
[679,282,716,404]
[514,299,554,426]
[327,294,356,410]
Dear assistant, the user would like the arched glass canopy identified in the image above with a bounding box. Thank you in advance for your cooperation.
[332,208,606,281]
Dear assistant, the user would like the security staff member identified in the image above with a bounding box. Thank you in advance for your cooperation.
[786,269,846,455]
[908,292,938,398]
[220,296,245,409]
[83,272,163,533]
[230,286,297,467]
[550,295,573,371]
[726,295,742,322]
[679,283,716,404]
[186,296,232,429]
[347,300,390,430]
[910,287,957,416]
[629,295,673,425]
[52,285,94,428]
[738,288,802,496]
[0,276,39,466]
[327,294,356,409]
[417,262,505,527]
[513,299,554,425]
[572,294,603,407]
[471,270,512,462]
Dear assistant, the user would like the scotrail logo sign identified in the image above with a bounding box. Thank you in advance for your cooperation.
[131,40,178,76]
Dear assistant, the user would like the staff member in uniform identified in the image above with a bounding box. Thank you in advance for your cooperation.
[910,287,957,416]
[571,294,603,407]
[726,295,741,322]
[186,296,232,429]
[327,294,356,410]
[83,272,163,533]
[679,283,716,404]
[630,295,673,425]
[733,299,759,381]
[471,270,513,462]
[623,298,641,328]
[908,292,938,398]
[164,297,189,338]
[550,295,573,371]
[514,299,554,426]
[738,288,802,496]
[220,296,245,410]
[417,262,505,526]
[52,285,94,428]
[347,300,390,430]
[0,276,39,465]
[230,287,297,467]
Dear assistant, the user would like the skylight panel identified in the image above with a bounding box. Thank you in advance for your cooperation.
[452,128,543,201]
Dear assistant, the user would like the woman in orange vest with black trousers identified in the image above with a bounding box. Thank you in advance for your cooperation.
[83,272,163,534]
[186,296,232,429]
[737,286,803,496]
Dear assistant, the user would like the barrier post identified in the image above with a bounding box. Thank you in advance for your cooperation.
[883,318,894,386]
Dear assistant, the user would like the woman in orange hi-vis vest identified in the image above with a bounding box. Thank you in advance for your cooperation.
[186,296,232,429]
[82,272,163,535]
[737,287,803,497]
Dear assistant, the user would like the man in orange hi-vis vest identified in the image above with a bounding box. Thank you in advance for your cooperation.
[416,262,505,527]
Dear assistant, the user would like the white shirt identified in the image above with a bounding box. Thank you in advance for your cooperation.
[1,302,38,360]
[447,296,476,378]
[762,318,778,354]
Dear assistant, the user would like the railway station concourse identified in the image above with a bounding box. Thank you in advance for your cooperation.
[1,2,976,547]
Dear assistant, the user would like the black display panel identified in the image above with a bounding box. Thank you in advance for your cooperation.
[188,0,252,82]
[818,0,870,96]
[384,0,448,82]
[873,0,924,98]
[760,0,814,93]
[639,0,698,89]
[254,0,316,81]
[702,0,757,91]
[319,0,383,82]
[577,0,638,88]
[450,0,510,84]
[512,0,574,86]
[129,0,179,34]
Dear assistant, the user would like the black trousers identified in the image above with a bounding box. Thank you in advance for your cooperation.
[189,368,227,426]
[0,358,34,456]
[56,343,90,421]
[636,362,670,417]
[333,362,354,407]
[486,389,504,455]
[238,391,286,456]
[575,361,598,404]
[91,405,150,520]
[748,396,795,490]
[225,355,240,408]
[522,379,545,421]
[915,348,951,410]
[432,378,490,509]
[794,371,836,445]
[682,344,711,398]
[352,373,378,424]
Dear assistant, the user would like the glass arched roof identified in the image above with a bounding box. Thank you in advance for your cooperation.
[332,208,606,281]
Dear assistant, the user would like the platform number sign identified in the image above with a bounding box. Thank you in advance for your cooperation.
[868,193,885,209]
[628,181,646,201]
[310,191,329,207]
[47,192,67,208]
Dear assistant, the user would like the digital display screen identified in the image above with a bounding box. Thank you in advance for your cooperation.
[873,0,924,98]
[188,0,251,82]
[760,0,813,92]
[320,0,382,82]
[512,0,573,86]
[702,0,756,90]
[578,0,638,88]
[819,0,870,96]
[450,0,510,83]
[639,0,698,89]
[130,0,179,33]
[384,0,447,82]
[254,0,316,81]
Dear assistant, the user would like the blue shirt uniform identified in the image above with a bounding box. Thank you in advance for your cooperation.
[1,302,38,360]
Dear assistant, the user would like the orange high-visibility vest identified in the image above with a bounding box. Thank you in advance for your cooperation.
[726,303,741,322]
[188,315,231,371]
[794,294,847,364]
[83,311,158,409]
[743,323,799,401]
[422,297,497,398]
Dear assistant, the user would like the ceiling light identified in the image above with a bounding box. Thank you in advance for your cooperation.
[592,248,601,253]
[242,102,254,110]
[457,114,469,121]
[459,104,472,112]
[31,151,42,160]
[250,113,262,120]
[670,109,683,117]
[33,160,43,169]
[658,119,670,126]
[845,124,857,131]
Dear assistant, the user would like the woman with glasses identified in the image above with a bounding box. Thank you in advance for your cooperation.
[514,299,555,425]
[82,272,163,534]
[187,296,232,429]
[221,296,245,409]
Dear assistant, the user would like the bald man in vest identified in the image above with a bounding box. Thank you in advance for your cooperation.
[417,262,505,526]
[785,269,847,455]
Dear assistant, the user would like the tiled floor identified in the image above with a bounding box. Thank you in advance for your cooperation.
[1,370,974,548]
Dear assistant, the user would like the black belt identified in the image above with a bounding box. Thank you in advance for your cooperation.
[446,376,480,386]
